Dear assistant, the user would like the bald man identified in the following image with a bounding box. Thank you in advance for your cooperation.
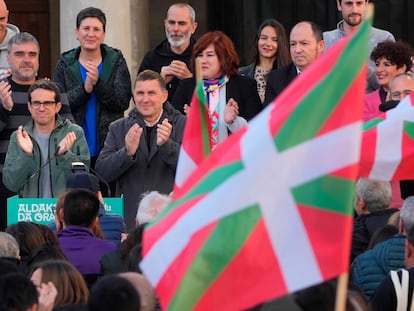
[0,0,18,78]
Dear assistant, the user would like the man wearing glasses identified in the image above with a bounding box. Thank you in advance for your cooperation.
[0,32,73,230]
[2,79,89,199]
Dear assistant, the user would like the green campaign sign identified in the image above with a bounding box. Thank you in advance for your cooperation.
[7,195,124,226]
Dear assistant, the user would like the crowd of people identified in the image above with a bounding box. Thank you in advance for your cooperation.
[0,0,414,309]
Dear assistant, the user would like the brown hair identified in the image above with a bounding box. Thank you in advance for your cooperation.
[191,31,239,78]
[252,19,291,69]
[31,260,89,306]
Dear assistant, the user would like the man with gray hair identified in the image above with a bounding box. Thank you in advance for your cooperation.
[351,177,398,261]
[0,32,73,230]
[352,196,414,299]
[0,231,18,258]
[135,191,171,226]
[138,3,198,102]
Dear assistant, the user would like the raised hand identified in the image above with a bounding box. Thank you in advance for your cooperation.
[57,131,77,155]
[224,98,239,124]
[16,125,33,155]
[125,123,143,157]
[157,118,172,146]
[160,60,193,84]
[83,61,99,93]
[0,80,13,111]
[38,281,58,311]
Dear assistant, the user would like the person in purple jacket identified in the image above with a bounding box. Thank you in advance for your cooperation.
[57,188,116,275]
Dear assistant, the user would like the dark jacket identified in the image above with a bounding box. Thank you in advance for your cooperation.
[95,103,186,230]
[138,38,195,102]
[351,234,405,299]
[351,208,399,261]
[264,62,298,106]
[371,267,414,311]
[238,63,256,79]
[172,75,262,119]
[53,44,131,149]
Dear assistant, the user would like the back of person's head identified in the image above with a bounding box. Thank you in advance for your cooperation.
[191,31,240,77]
[136,191,171,225]
[368,224,399,249]
[400,196,414,233]
[0,258,19,277]
[25,240,67,272]
[0,273,38,311]
[119,272,156,311]
[63,189,100,227]
[28,78,61,104]
[33,223,58,244]
[66,173,100,193]
[135,69,166,91]
[89,275,140,311]
[388,210,400,227]
[30,259,88,307]
[7,32,40,54]
[370,40,414,71]
[0,231,19,258]
[355,178,391,212]
[122,244,142,273]
[119,224,146,259]
[6,222,46,258]
[76,7,106,32]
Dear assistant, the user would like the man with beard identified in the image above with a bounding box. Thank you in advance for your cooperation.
[323,0,394,93]
[0,33,73,230]
[138,3,198,102]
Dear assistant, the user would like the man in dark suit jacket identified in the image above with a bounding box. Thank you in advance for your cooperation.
[264,21,325,106]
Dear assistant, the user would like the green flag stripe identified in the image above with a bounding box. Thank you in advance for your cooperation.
[403,121,414,139]
[175,160,244,208]
[363,117,384,131]
[195,81,211,158]
[291,174,355,215]
[275,18,371,151]
[169,204,262,310]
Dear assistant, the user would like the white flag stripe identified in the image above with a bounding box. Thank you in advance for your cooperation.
[142,106,361,290]
[369,96,414,179]
[244,119,361,290]
[175,149,198,188]
[241,112,322,290]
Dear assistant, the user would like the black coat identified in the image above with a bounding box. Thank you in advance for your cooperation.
[264,62,298,106]
[172,75,262,120]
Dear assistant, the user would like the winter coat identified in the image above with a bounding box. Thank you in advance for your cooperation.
[53,44,131,149]
[95,102,186,230]
[2,116,90,198]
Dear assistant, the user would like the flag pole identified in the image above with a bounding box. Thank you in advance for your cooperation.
[195,58,202,82]
[334,272,349,311]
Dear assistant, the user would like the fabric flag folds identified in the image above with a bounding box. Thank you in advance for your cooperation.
[174,79,211,196]
[360,92,414,181]
[141,17,371,311]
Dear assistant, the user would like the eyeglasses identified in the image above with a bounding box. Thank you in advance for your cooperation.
[30,101,56,109]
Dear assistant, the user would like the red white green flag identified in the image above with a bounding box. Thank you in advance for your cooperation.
[174,79,211,196]
[141,17,370,311]
[360,93,414,180]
